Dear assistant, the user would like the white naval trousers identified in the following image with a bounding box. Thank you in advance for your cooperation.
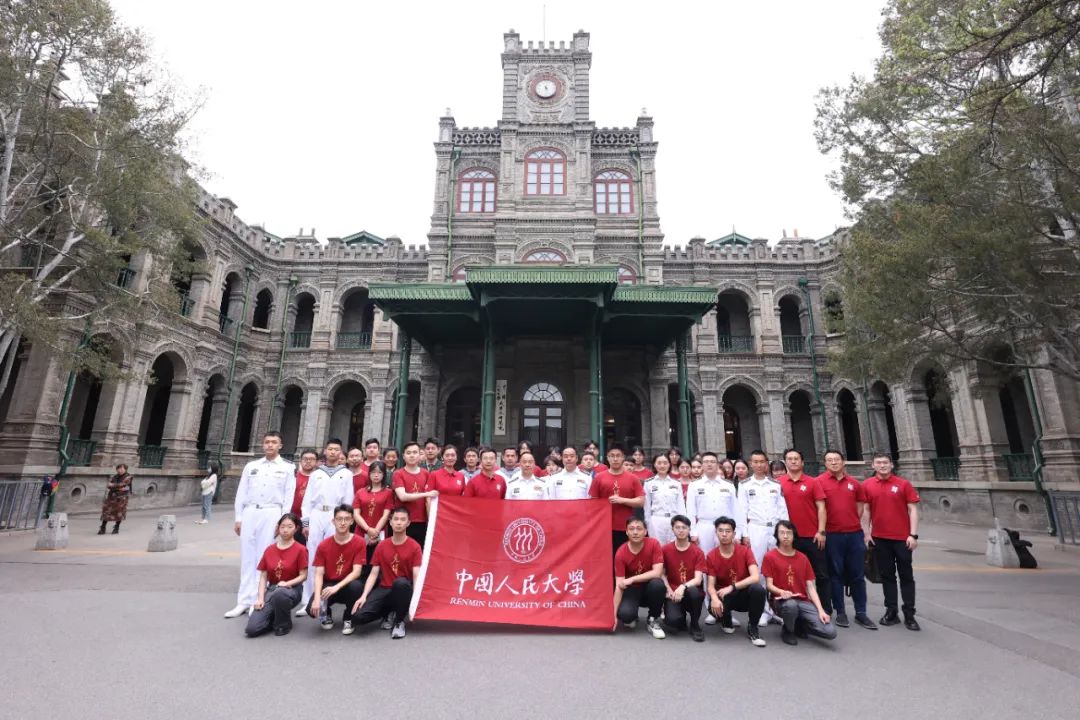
[237,505,281,606]
[693,519,720,554]
[747,521,778,618]
[301,508,334,605]
[646,514,676,545]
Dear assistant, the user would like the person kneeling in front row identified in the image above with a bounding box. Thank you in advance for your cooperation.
[660,514,706,642]
[761,520,836,645]
[306,504,366,633]
[349,507,423,639]
[706,516,767,647]
[613,516,667,639]
[245,513,308,637]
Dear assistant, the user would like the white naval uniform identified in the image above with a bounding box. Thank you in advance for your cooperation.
[504,476,549,500]
[737,475,788,619]
[545,469,593,499]
[300,464,353,605]
[496,467,516,483]
[643,476,686,545]
[686,476,740,553]
[234,455,296,606]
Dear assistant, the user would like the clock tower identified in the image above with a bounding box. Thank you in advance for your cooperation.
[501,29,591,124]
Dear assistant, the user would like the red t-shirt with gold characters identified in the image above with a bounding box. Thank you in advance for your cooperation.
[371,536,423,588]
[257,541,308,585]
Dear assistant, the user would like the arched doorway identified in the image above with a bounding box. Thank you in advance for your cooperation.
[923,368,958,458]
[778,295,805,353]
[789,390,817,462]
[521,382,565,452]
[722,385,761,459]
[445,386,481,454]
[716,291,753,353]
[233,382,259,452]
[836,389,863,461]
[338,288,375,348]
[331,381,366,450]
[196,374,227,457]
[252,288,274,330]
[280,386,304,455]
[604,387,642,450]
[290,293,316,348]
[869,381,900,464]
[138,353,187,466]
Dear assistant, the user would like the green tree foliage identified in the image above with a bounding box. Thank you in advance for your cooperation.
[0,0,201,396]
[816,0,1080,382]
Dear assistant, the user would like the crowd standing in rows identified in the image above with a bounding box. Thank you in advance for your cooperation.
[222,432,921,646]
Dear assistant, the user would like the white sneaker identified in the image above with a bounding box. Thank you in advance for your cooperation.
[391,621,406,639]
[223,604,249,618]
[647,617,667,639]
[731,617,741,627]
[342,620,354,636]
[704,614,717,625]
[296,607,308,617]
[759,615,770,627]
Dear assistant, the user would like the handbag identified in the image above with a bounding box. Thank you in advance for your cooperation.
[864,545,882,584]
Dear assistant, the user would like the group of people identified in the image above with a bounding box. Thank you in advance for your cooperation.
[224,431,921,647]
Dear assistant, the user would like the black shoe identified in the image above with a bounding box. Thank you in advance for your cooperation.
[880,611,901,626]
[834,613,850,628]
[854,614,878,630]
[274,626,290,636]
[904,616,921,631]
[690,628,705,642]
[794,622,809,639]
[111,523,120,534]
[747,626,766,647]
[781,628,798,646]
[97,524,106,535]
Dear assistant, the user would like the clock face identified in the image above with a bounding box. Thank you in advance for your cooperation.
[535,79,557,99]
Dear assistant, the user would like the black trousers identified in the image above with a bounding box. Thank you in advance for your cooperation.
[245,585,301,637]
[794,536,833,614]
[873,537,916,616]
[353,577,413,626]
[710,583,767,627]
[307,579,365,622]
[616,578,665,624]
[611,530,628,558]
[407,522,427,548]
[662,585,704,631]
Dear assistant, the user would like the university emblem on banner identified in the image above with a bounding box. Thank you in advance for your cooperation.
[502,518,546,563]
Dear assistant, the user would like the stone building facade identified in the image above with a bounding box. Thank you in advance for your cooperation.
[1,31,1077,532]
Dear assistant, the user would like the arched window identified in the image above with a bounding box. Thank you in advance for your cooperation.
[525,149,565,196]
[522,382,564,449]
[617,265,636,284]
[523,249,566,264]
[451,265,468,283]
[459,169,495,213]
[595,170,633,214]
[523,382,563,403]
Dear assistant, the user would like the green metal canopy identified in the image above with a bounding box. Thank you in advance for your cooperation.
[368,265,717,349]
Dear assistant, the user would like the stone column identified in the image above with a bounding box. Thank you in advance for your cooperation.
[0,341,68,466]
[298,389,322,448]
[892,384,935,483]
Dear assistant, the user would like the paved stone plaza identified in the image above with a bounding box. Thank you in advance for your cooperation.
[2,507,1079,719]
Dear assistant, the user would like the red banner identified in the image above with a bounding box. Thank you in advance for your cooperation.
[411,496,614,630]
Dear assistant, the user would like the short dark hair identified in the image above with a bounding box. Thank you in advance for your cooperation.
[383,446,399,456]
[872,452,893,462]
[668,446,683,457]
[347,446,362,455]
[402,441,420,452]
[333,503,353,517]
[750,450,768,461]
[478,446,497,460]
[581,450,596,460]
[115,463,128,472]
[324,437,343,449]
[364,437,381,448]
[583,439,599,449]
[625,515,646,529]
[441,444,458,457]
[424,437,440,447]
[670,514,691,528]
[607,442,626,456]
[701,451,719,461]
[631,445,644,456]
[391,507,411,520]
[519,451,535,463]
[823,448,844,461]
[299,448,319,461]
[263,431,283,441]
[502,446,518,456]
[783,448,803,460]
[713,516,736,531]
[774,519,797,542]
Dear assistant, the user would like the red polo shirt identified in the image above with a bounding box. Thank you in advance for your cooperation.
[429,467,466,496]
[589,470,645,531]
[863,474,920,541]
[352,466,369,495]
[817,471,866,533]
[778,473,826,538]
[463,472,506,499]
[761,548,815,599]
[661,541,706,588]
[614,537,663,578]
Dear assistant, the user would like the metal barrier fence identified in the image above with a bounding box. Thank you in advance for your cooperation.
[1050,491,1080,546]
[0,479,46,531]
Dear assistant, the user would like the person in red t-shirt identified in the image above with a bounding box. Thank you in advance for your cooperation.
[777,448,832,614]
[705,516,767,647]
[583,440,608,474]
[351,507,423,639]
[245,513,308,637]
[761,520,836,645]
[307,504,366,634]
[588,443,645,557]
[463,447,507,499]
[290,449,319,545]
[818,449,876,630]
[347,447,367,496]
[660,514,706,641]
[864,453,921,631]
[613,517,667,639]
[627,446,651,481]
[393,442,436,548]
[353,460,394,565]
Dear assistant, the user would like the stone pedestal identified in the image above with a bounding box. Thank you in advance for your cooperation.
[35,513,69,550]
[147,514,178,552]
[986,525,1020,568]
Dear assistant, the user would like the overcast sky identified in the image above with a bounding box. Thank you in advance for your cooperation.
[108,0,887,246]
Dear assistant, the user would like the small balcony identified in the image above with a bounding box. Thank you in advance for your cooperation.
[931,456,961,481]
[336,332,372,350]
[1003,453,1035,481]
[289,331,312,349]
[717,335,753,354]
[782,335,806,354]
[115,268,136,289]
[137,444,168,468]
